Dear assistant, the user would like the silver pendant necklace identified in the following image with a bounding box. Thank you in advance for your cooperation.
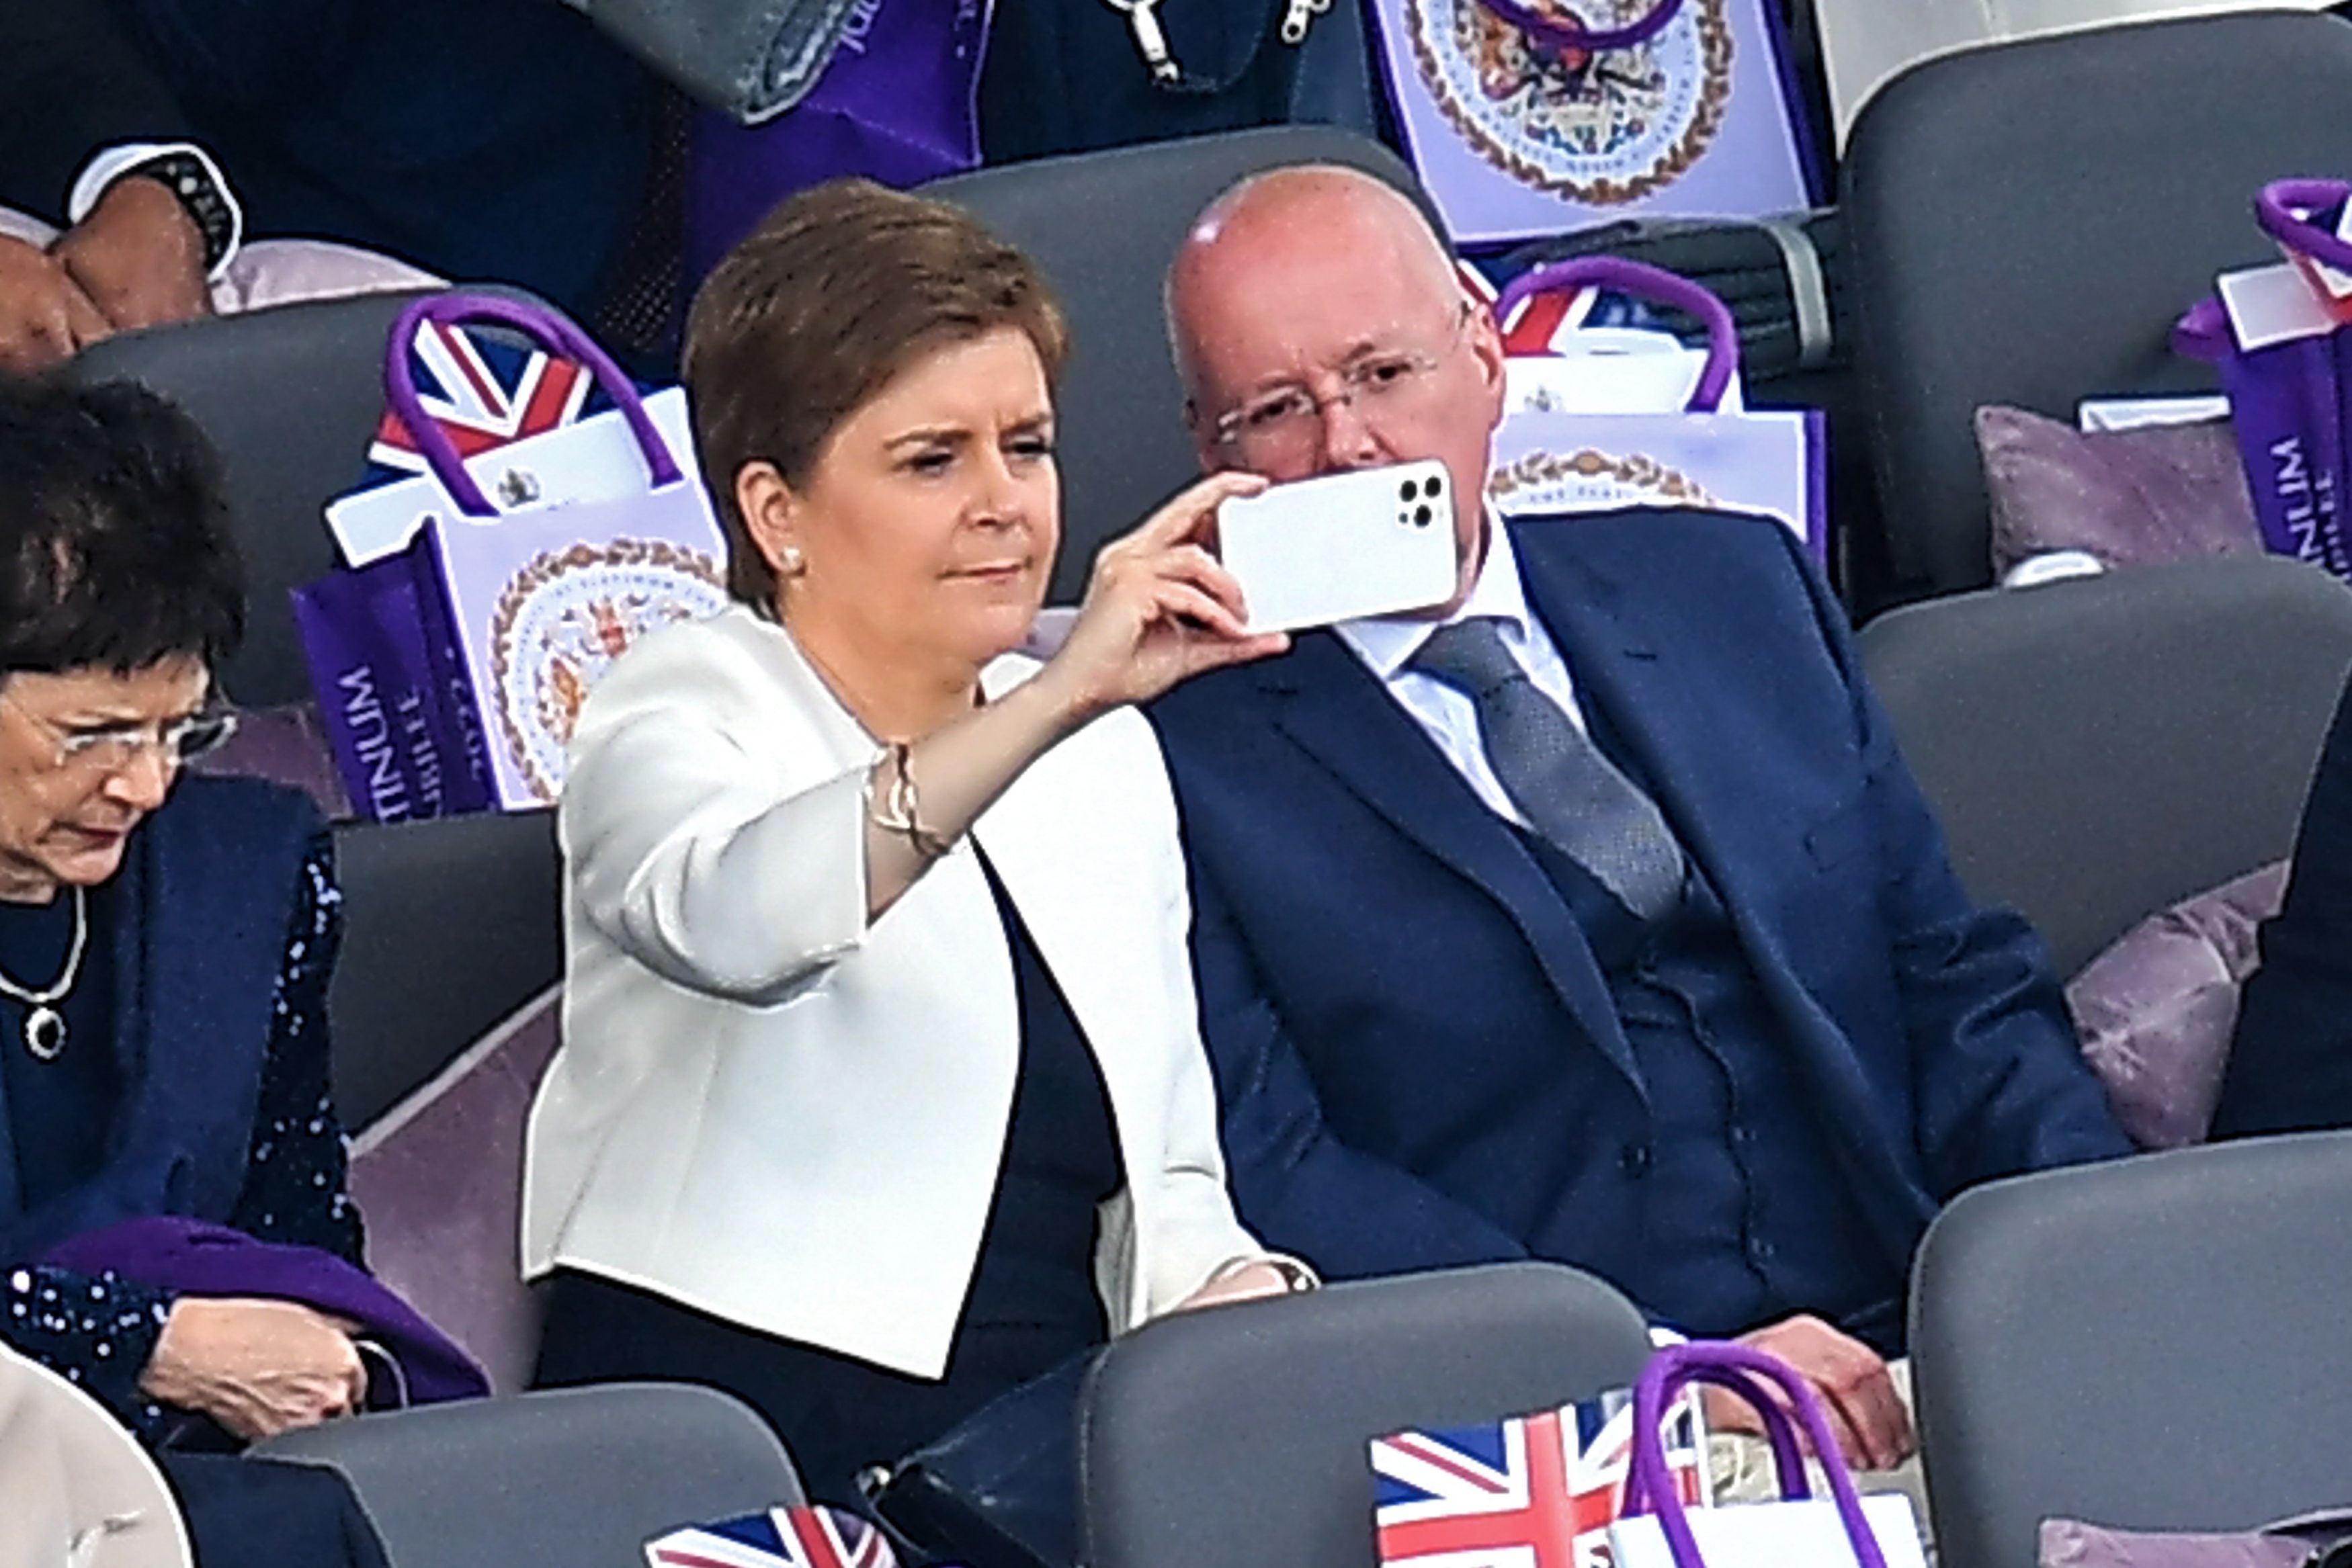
[0,887,87,1062]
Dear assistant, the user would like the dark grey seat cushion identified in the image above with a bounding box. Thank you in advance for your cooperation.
[256,1383,803,1567]
[1843,9,2352,602]
[1080,1262,1652,1568]
[329,810,561,1131]
[1912,1132,2352,1568]
[1858,556,2352,977]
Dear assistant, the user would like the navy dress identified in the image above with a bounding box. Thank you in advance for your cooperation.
[0,822,385,1568]
[0,836,360,1434]
[534,853,1128,1509]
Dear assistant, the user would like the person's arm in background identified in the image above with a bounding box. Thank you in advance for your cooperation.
[2214,674,2352,1136]
[0,0,232,368]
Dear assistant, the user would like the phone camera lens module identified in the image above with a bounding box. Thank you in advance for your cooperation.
[1414,505,1433,527]
[1400,480,1419,501]
[1425,474,1443,496]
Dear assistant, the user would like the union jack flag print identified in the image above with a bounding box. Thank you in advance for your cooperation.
[365,318,604,481]
[1370,1389,1708,1568]
[1459,259,1603,357]
[643,1504,898,1568]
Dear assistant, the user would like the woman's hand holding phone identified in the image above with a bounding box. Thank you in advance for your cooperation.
[1032,471,1292,724]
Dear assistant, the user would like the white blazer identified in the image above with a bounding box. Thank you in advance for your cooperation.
[522,605,1269,1378]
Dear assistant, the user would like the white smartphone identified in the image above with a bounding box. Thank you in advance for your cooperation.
[1216,460,1460,634]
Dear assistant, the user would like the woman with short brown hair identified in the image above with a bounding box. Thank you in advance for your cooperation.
[523,180,1309,1506]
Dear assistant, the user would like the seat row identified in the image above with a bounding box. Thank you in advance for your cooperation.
[239,1127,2352,1568]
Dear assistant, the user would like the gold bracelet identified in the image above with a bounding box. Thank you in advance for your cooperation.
[868,742,956,861]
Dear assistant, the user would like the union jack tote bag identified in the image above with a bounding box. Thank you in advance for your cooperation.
[1609,1340,1925,1568]
[646,1504,902,1568]
[1484,255,1828,560]
[1370,1377,1709,1568]
[1369,0,1818,245]
[296,292,729,818]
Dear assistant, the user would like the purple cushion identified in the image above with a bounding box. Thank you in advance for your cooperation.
[2064,862,2287,1150]
[347,996,560,1394]
[2040,1518,2317,1568]
[1976,405,2264,576]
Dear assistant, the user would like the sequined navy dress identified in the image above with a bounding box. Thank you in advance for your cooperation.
[0,832,362,1441]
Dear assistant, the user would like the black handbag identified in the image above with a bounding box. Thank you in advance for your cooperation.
[864,1353,1096,1568]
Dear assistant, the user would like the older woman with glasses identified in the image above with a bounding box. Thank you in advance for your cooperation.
[0,378,387,1465]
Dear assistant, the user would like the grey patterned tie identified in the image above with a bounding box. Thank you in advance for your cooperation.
[1411,616,1687,920]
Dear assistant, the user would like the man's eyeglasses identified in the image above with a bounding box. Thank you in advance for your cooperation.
[1208,302,1474,466]
[4,692,239,780]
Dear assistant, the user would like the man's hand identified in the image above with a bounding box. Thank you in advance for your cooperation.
[51,175,211,335]
[138,1297,368,1442]
[0,234,111,372]
[1171,1260,1298,1313]
[1701,1314,1915,1473]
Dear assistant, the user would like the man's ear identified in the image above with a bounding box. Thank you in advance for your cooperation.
[1462,297,1510,433]
[734,460,804,580]
[1181,398,1226,473]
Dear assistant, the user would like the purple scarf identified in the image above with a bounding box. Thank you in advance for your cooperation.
[46,1216,487,1407]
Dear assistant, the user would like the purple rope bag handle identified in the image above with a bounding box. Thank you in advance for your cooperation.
[1478,0,1685,56]
[1493,255,1741,412]
[1619,1340,1892,1568]
[382,292,683,520]
[2257,177,2352,276]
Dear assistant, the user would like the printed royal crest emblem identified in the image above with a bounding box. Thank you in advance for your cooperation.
[1408,0,1734,206]
[489,537,728,801]
[1488,447,1719,511]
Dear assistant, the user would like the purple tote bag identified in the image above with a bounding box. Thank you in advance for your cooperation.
[1488,255,1830,560]
[2174,179,2352,580]
[296,294,689,820]
[1620,1341,1893,1568]
[684,0,987,287]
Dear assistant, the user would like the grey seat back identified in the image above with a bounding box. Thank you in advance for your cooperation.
[924,126,1437,603]
[1841,10,2352,603]
[65,293,436,707]
[1857,557,2352,975]
[255,1383,802,1567]
[329,808,562,1131]
[1080,1263,1653,1568]
[1911,1132,2352,1568]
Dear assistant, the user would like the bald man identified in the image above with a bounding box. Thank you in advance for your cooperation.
[1145,167,2132,1472]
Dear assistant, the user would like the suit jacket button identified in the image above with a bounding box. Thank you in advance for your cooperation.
[1620,1143,1652,1178]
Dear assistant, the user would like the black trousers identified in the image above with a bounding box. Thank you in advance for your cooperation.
[532,1270,1095,1512]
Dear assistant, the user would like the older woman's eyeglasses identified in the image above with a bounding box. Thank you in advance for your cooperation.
[1208,302,1474,466]
[3,694,239,779]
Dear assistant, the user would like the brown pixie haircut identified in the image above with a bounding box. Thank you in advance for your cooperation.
[682,178,1072,605]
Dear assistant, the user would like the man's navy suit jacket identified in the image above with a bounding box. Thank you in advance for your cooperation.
[1148,507,2131,1336]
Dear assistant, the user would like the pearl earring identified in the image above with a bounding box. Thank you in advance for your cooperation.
[780,546,806,576]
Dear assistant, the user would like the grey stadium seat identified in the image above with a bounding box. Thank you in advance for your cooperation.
[1858,557,2352,977]
[65,292,437,708]
[1079,1262,1654,1568]
[1842,9,2352,603]
[328,808,561,1131]
[255,1383,803,1568]
[1910,1132,2352,1568]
